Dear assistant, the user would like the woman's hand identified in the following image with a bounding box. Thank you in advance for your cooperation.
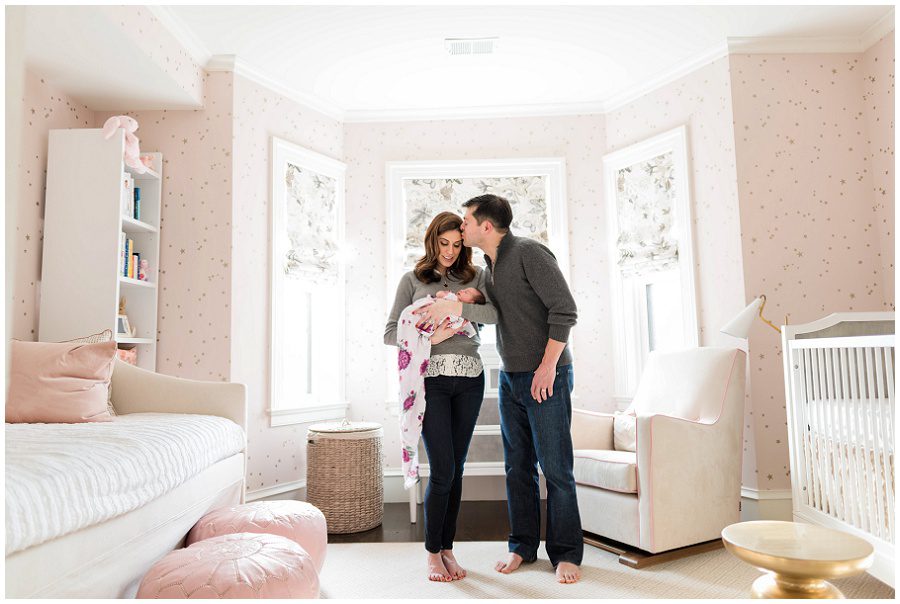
[429,319,456,345]
[413,298,461,328]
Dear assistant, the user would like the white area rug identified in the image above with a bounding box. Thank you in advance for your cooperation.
[319,541,894,599]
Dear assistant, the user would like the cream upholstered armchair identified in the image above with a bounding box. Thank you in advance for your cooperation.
[571,347,746,555]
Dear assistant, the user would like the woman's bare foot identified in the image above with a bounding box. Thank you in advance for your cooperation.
[494,552,525,574]
[440,549,466,579]
[427,551,453,582]
[556,561,581,584]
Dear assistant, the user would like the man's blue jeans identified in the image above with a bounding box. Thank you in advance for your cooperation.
[499,364,583,566]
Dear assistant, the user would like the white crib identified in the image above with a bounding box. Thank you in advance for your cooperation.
[782,312,895,587]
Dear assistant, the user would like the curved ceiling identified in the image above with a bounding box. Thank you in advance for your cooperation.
[164,5,893,119]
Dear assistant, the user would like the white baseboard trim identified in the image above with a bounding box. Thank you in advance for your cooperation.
[741,487,793,501]
[246,479,307,502]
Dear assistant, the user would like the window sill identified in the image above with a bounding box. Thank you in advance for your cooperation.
[269,402,349,427]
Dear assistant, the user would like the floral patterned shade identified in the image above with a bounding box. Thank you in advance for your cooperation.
[614,151,679,277]
[283,162,338,282]
[401,175,548,269]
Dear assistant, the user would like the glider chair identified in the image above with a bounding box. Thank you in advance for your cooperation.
[571,347,746,562]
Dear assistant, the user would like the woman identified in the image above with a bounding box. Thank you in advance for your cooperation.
[384,211,497,582]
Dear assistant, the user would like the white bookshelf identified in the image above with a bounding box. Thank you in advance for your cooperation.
[38,128,162,371]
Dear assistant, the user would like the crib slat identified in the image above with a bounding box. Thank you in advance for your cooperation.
[809,348,826,512]
[864,346,885,540]
[799,348,816,509]
[819,347,839,517]
[823,345,841,521]
[883,346,895,543]
[853,346,872,535]
[839,347,862,530]
[827,347,844,521]
[874,346,894,542]
[831,346,851,524]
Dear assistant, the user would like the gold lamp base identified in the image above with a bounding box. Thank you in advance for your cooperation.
[751,573,844,599]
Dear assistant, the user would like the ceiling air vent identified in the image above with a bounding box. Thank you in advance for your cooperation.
[444,37,498,56]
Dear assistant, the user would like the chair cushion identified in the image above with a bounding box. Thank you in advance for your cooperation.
[573,449,638,493]
[136,533,319,598]
[187,500,327,573]
[613,411,636,452]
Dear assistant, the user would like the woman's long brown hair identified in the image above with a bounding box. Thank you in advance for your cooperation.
[414,211,476,284]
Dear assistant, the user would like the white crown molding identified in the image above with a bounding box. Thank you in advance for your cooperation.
[207,54,345,122]
[145,5,212,68]
[860,8,895,51]
[601,41,729,114]
[343,99,606,123]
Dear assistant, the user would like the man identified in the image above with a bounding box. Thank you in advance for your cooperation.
[423,194,582,584]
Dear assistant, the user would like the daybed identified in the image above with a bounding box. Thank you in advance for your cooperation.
[5,360,247,598]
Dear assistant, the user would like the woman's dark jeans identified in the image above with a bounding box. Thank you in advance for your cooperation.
[420,372,485,553]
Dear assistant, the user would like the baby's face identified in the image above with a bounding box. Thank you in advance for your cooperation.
[456,288,479,303]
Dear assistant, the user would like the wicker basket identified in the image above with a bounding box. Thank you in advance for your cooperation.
[306,420,384,534]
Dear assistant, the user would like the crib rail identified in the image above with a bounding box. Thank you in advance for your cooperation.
[786,334,895,544]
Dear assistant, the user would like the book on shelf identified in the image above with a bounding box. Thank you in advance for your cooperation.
[122,173,134,217]
[133,186,141,221]
[119,232,126,277]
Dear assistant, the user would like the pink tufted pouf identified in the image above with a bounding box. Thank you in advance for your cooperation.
[137,533,319,598]
[187,500,328,572]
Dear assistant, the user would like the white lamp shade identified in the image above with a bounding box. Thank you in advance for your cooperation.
[720,296,764,339]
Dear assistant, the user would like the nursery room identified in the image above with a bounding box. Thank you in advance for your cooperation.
[4,3,896,599]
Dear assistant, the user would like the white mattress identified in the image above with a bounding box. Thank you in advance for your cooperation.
[5,412,244,555]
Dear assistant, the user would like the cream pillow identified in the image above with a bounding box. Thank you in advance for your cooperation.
[6,340,116,423]
[613,411,637,452]
[61,329,117,416]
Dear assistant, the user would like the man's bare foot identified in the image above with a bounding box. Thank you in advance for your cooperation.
[556,561,581,584]
[494,552,525,574]
[427,552,452,582]
[441,549,466,580]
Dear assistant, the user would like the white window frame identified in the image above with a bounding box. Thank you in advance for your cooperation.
[269,137,348,426]
[384,158,569,413]
[603,126,699,403]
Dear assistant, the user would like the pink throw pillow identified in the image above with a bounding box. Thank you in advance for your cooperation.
[6,340,117,423]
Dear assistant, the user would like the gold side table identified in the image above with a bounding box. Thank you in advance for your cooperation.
[722,521,874,599]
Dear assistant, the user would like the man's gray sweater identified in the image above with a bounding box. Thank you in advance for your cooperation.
[483,232,577,372]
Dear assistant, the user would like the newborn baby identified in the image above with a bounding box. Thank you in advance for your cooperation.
[436,287,485,304]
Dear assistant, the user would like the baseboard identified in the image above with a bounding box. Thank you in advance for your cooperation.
[246,479,307,502]
[740,487,792,501]
[248,479,795,508]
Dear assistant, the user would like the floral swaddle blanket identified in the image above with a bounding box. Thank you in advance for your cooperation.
[397,293,476,489]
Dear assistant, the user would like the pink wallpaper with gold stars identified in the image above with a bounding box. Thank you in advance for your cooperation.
[96,71,236,382]
[12,71,96,340]
[730,35,894,491]
[231,74,344,492]
[97,5,204,106]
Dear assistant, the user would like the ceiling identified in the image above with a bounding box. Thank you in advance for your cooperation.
[23,5,895,120]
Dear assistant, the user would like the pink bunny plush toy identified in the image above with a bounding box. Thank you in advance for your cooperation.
[102,115,146,174]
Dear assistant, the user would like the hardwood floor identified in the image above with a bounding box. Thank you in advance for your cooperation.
[328,501,548,544]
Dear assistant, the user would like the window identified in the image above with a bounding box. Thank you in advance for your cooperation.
[269,137,347,426]
[603,127,698,402]
[385,158,568,408]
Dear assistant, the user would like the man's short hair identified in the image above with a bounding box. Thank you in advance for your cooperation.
[462,194,513,233]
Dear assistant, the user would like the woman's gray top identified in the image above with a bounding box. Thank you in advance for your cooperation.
[384,266,498,359]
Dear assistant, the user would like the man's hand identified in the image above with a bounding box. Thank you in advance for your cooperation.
[530,362,556,403]
[413,298,460,328]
